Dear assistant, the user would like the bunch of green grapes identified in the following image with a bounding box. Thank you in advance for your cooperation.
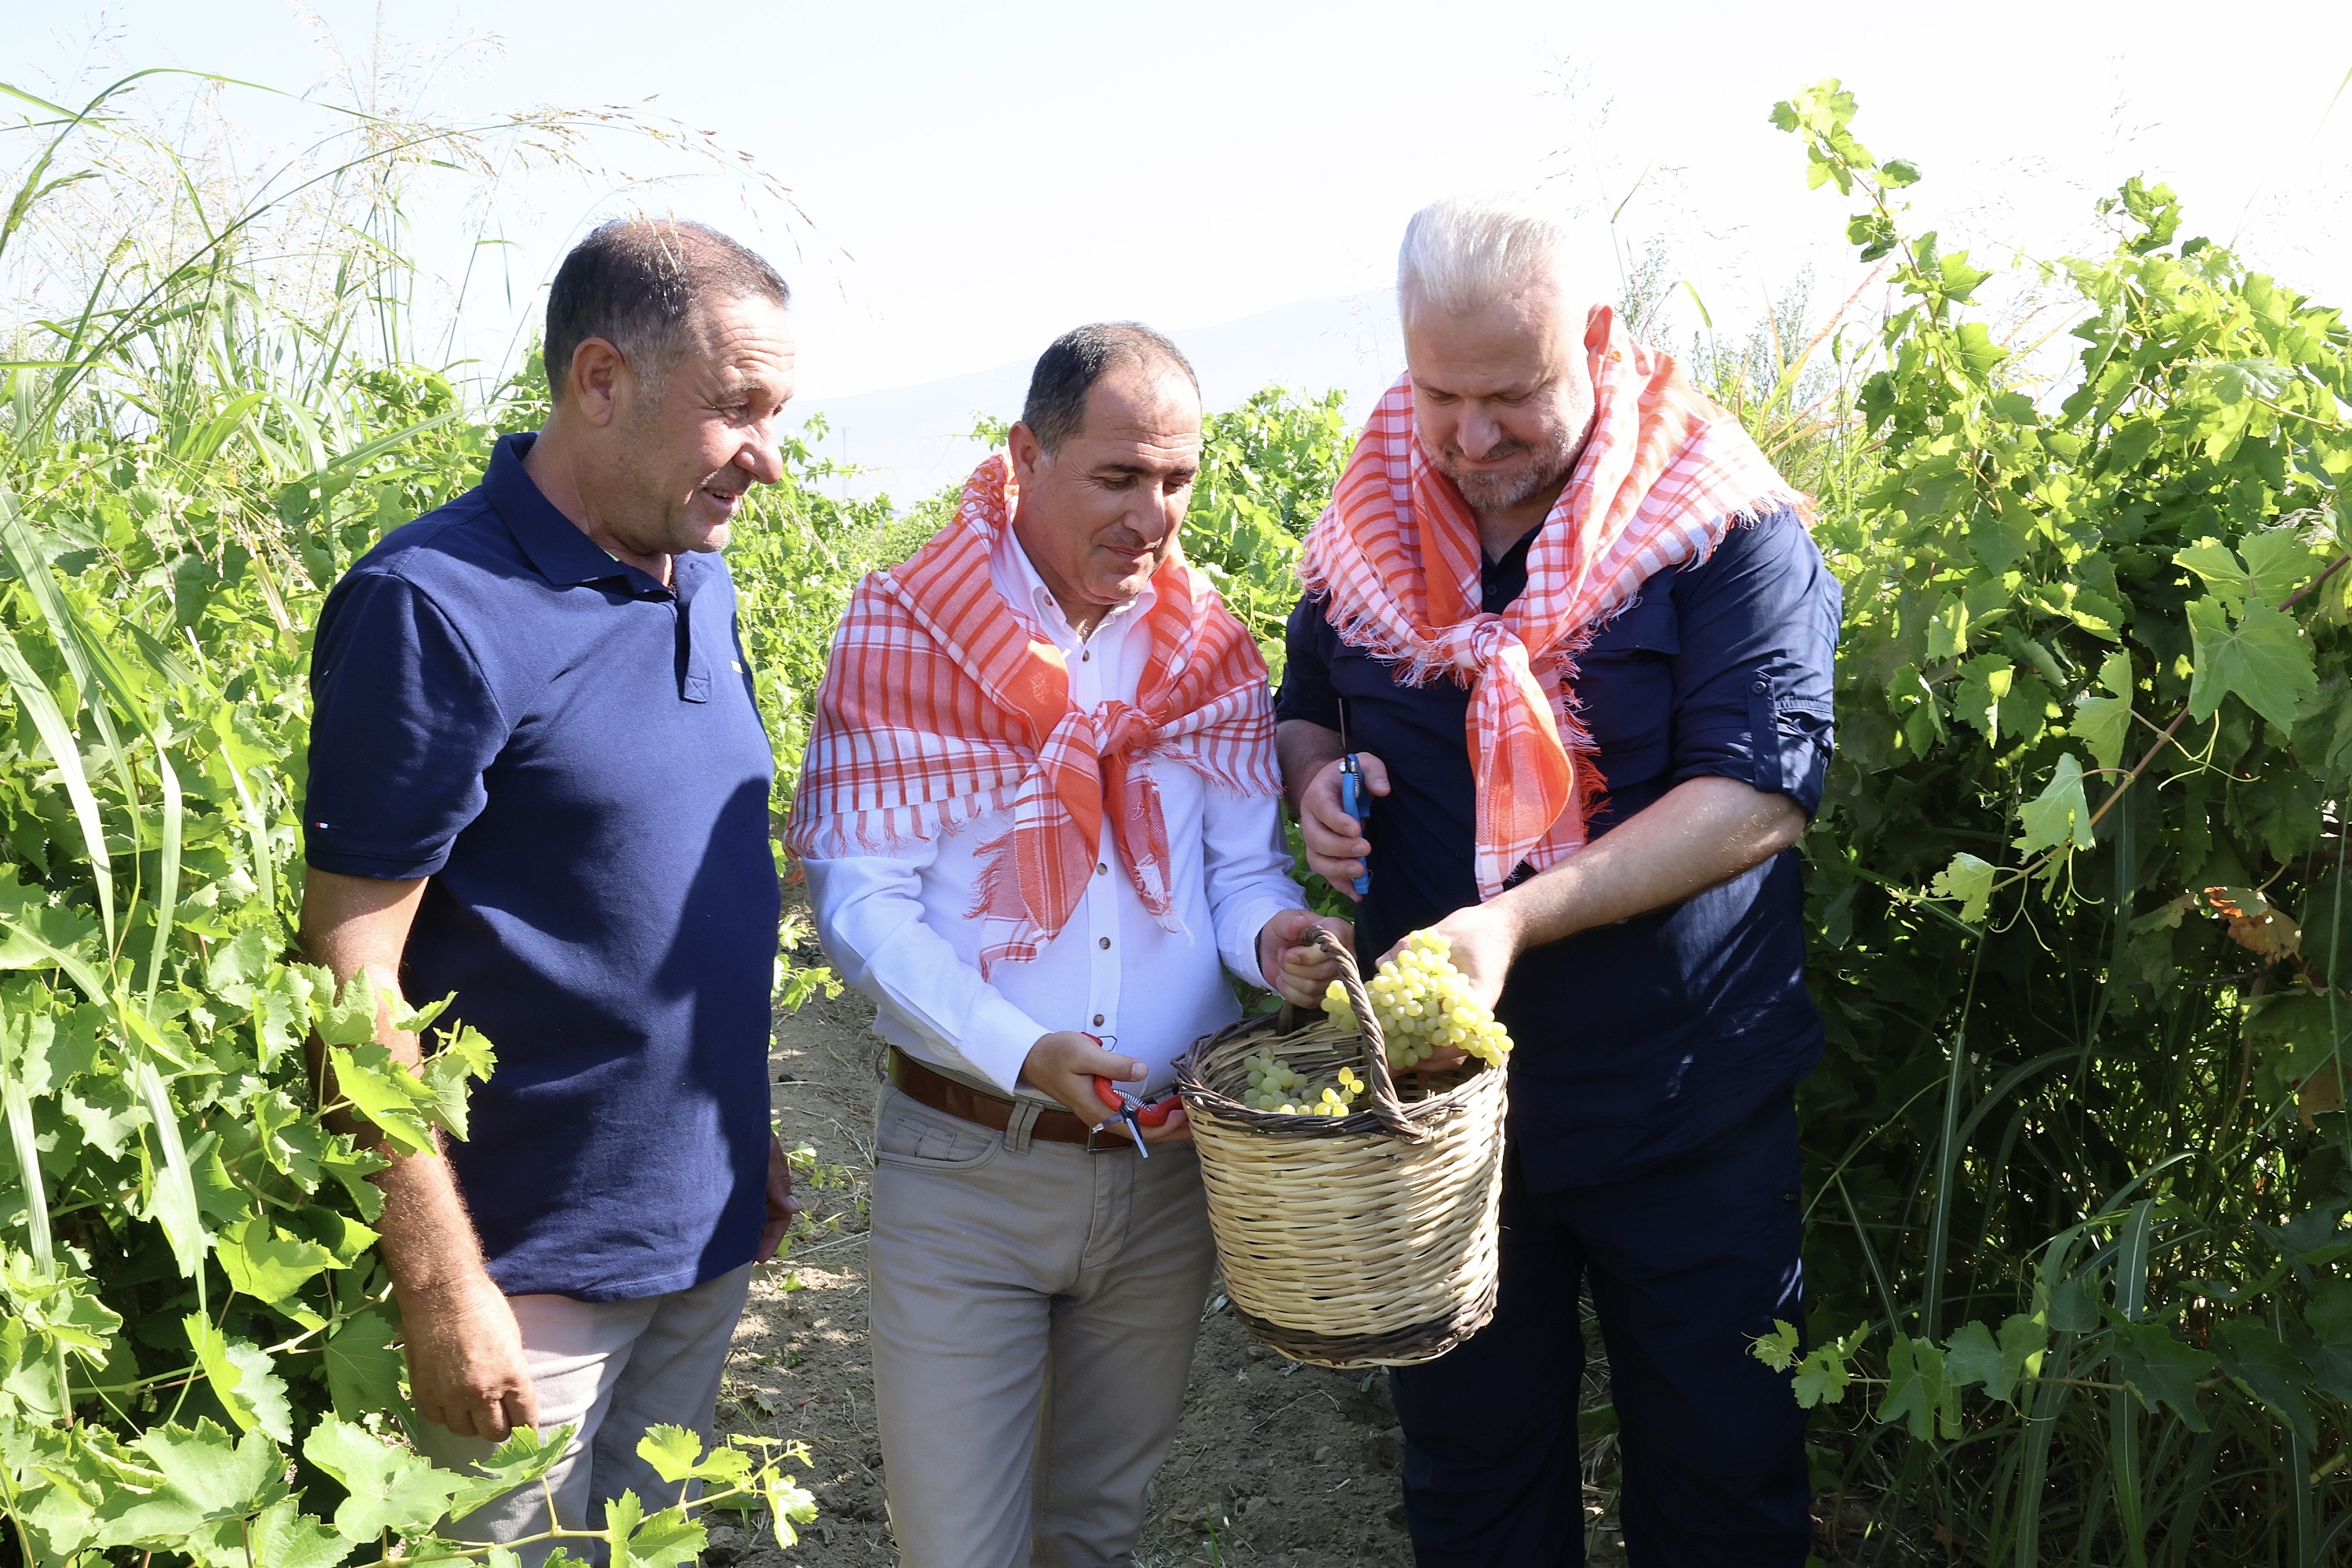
[1323,929,1512,1070]
[1239,1049,1365,1116]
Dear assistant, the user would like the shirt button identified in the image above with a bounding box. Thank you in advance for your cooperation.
[1081,650,1091,662]
[1098,937,1111,949]
[1093,1013,1105,1026]
[1096,862,1108,876]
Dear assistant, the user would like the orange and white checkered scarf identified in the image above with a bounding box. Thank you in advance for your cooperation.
[789,454,1280,975]
[1300,306,1801,898]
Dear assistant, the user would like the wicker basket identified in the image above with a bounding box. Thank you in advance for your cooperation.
[1175,931,1508,1367]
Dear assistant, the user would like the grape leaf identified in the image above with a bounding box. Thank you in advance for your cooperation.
[247,1497,358,1568]
[1875,1333,1959,1439]
[2067,585,2126,641]
[2107,1319,2216,1430]
[326,1043,438,1156]
[303,1414,467,1541]
[2015,753,2095,857]
[1942,1312,2045,1405]
[2071,694,2132,770]
[637,1424,705,1485]
[2176,538,2251,611]
[216,1217,334,1308]
[1953,654,2013,738]
[183,1313,292,1443]
[324,1308,405,1421]
[1932,852,1997,924]
[2186,597,2316,731]
[2241,528,2327,606]
[94,1420,286,1548]
[2096,650,2134,699]
[445,1425,575,1520]
[2215,1318,2315,1447]
[604,1489,706,1568]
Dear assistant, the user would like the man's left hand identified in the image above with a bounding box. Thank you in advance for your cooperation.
[1258,909,1356,1008]
[756,1134,804,1264]
[1379,900,1520,1014]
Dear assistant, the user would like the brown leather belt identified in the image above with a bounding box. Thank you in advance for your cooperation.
[885,1047,1116,1149]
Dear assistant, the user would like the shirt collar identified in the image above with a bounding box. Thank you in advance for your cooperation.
[991,524,1156,647]
[485,432,656,591]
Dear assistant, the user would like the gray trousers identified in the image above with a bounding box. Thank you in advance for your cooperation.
[867,1083,1216,1568]
[414,1262,755,1566]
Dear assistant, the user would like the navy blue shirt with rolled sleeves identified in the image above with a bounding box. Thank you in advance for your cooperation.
[303,432,782,1301]
[1278,505,1838,1192]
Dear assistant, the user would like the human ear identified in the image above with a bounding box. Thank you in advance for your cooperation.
[567,337,628,429]
[1007,420,1047,485]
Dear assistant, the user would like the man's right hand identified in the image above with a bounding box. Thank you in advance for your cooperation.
[1018,1030,1191,1145]
[400,1269,538,1441]
[1298,752,1391,898]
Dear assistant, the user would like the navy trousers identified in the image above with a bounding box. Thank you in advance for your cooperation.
[1387,1101,1813,1567]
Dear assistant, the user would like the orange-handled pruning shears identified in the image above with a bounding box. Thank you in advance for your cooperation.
[1084,1033,1176,1156]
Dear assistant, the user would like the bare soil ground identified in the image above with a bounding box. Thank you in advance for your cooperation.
[710,970,1635,1568]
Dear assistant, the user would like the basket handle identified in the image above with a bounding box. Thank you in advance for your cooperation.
[1309,927,1420,1138]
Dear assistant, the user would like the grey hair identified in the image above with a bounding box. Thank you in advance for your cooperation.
[1396,196,1571,323]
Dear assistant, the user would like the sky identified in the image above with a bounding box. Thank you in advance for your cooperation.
[9,0,2352,456]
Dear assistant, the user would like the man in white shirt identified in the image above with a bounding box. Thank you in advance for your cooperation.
[793,322,1345,1568]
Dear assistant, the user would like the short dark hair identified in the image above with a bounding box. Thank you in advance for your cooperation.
[543,219,790,399]
[1020,322,1200,454]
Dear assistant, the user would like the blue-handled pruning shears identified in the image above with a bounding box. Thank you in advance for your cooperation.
[1338,703,1370,898]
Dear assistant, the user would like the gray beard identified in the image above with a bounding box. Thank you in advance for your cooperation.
[1429,423,1579,513]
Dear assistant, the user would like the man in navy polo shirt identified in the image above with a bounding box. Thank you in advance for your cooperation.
[1278,198,1839,1565]
[301,219,797,1555]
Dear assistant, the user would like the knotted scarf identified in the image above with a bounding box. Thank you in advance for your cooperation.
[788,453,1280,975]
[1299,305,1802,898]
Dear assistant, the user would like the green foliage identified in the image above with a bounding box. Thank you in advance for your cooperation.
[1761,78,2352,1560]
[0,74,818,1566]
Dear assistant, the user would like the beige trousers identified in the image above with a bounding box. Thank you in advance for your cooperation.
[413,1262,754,1568]
[867,1083,1217,1568]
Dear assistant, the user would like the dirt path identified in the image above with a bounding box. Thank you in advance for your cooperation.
[713,966,1631,1567]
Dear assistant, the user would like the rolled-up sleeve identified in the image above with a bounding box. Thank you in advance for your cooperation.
[303,571,509,879]
[1667,506,1840,817]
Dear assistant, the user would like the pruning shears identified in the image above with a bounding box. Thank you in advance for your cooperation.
[1338,702,1370,898]
[1085,1033,1178,1156]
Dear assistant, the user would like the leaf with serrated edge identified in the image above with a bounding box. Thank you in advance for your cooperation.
[2187,597,2317,731]
[2071,695,2132,770]
[1933,852,1997,924]
[303,1414,465,1541]
[605,1489,706,1568]
[94,1420,285,1547]
[444,1425,575,1520]
[324,1308,405,1421]
[637,1424,704,1486]
[2015,753,2094,857]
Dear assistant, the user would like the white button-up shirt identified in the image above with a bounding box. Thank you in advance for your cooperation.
[802,529,1306,1097]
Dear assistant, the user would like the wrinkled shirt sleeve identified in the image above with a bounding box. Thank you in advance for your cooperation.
[1667,506,1841,817]
[1201,782,1308,991]
[303,571,510,879]
[802,845,1052,1095]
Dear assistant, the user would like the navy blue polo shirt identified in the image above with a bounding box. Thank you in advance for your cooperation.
[1279,506,1838,1190]
[303,433,782,1301]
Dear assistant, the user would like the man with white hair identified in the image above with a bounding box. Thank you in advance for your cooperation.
[1276,198,1839,1564]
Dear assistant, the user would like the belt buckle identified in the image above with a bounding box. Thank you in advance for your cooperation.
[1083,1120,1134,1154]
